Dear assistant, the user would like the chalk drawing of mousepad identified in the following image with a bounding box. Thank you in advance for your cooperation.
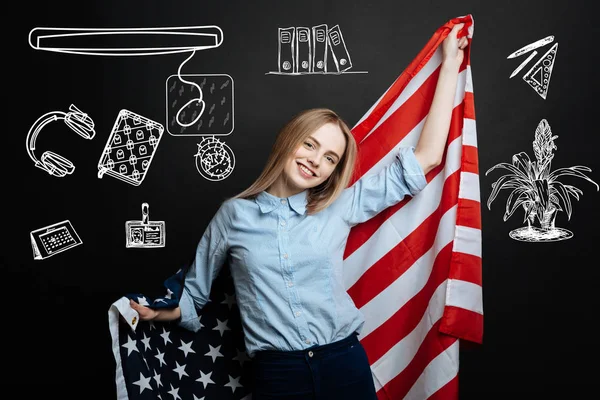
[165,74,234,136]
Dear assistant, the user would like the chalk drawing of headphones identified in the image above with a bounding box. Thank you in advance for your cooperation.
[26,104,96,177]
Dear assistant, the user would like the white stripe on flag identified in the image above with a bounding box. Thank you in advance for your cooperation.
[465,65,474,93]
[446,278,483,314]
[453,68,468,107]
[462,118,477,147]
[404,340,460,400]
[453,225,482,258]
[459,171,480,202]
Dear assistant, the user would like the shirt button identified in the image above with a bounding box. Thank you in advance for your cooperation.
[308,351,314,357]
[281,200,286,205]
[280,221,286,226]
[305,339,311,344]
[287,281,293,287]
[283,253,288,259]
[295,311,301,317]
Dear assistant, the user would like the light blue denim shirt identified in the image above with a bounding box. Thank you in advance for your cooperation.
[178,146,427,358]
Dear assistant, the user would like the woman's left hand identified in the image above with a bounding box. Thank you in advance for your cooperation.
[442,23,469,67]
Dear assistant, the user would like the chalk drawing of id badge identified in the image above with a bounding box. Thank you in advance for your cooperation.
[125,202,165,248]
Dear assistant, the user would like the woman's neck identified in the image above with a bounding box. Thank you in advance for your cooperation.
[266,177,304,198]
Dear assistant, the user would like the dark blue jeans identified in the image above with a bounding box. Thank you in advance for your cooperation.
[251,333,378,399]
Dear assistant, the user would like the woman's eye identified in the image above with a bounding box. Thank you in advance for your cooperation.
[304,142,313,148]
[327,157,335,163]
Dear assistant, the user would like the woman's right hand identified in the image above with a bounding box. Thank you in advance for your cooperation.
[129,299,159,321]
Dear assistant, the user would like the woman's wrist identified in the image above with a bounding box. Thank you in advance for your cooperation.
[441,58,461,71]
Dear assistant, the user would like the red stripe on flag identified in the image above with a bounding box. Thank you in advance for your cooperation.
[448,252,482,286]
[439,305,483,344]
[456,198,481,230]
[462,145,479,174]
[463,92,476,119]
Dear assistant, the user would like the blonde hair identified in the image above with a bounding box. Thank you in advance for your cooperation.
[230,108,358,215]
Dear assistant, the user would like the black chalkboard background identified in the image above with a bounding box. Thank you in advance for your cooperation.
[8,0,599,398]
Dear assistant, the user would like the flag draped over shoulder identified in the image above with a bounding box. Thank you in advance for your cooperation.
[346,14,482,399]
[108,14,482,400]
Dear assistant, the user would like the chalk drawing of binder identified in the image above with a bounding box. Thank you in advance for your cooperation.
[327,25,352,72]
[312,24,328,73]
[295,27,312,73]
[278,27,296,73]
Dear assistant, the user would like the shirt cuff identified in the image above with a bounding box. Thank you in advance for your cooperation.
[110,296,140,331]
[178,289,202,332]
[397,146,428,195]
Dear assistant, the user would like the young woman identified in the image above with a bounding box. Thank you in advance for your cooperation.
[130,23,468,400]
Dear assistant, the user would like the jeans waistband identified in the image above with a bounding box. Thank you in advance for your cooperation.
[253,332,359,361]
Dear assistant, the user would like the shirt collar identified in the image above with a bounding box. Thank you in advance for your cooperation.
[255,190,308,215]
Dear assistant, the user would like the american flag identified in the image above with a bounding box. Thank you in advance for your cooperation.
[109,265,254,399]
[346,14,482,399]
[109,14,482,400]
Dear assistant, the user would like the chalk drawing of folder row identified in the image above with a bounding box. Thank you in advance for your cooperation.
[28,26,224,56]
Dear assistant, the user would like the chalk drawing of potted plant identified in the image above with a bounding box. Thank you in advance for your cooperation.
[486,118,598,242]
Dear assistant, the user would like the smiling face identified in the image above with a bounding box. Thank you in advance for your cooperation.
[279,122,347,195]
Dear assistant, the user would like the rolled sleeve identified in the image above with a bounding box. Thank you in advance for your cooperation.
[397,146,427,195]
[178,289,202,332]
[337,146,427,226]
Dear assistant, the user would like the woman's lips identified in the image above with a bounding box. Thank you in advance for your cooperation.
[297,163,314,178]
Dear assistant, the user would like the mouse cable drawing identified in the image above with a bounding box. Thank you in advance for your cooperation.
[175,49,206,128]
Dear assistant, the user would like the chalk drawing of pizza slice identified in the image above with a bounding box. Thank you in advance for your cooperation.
[522,42,558,100]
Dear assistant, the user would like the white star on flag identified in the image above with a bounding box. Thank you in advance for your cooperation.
[153,369,163,388]
[155,349,167,367]
[233,348,250,366]
[167,384,182,400]
[122,335,139,356]
[195,370,215,389]
[224,375,243,393]
[160,327,172,345]
[133,372,153,393]
[213,318,230,336]
[141,332,152,351]
[178,339,196,357]
[137,296,150,306]
[173,361,189,379]
[205,344,224,362]
[221,292,236,309]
